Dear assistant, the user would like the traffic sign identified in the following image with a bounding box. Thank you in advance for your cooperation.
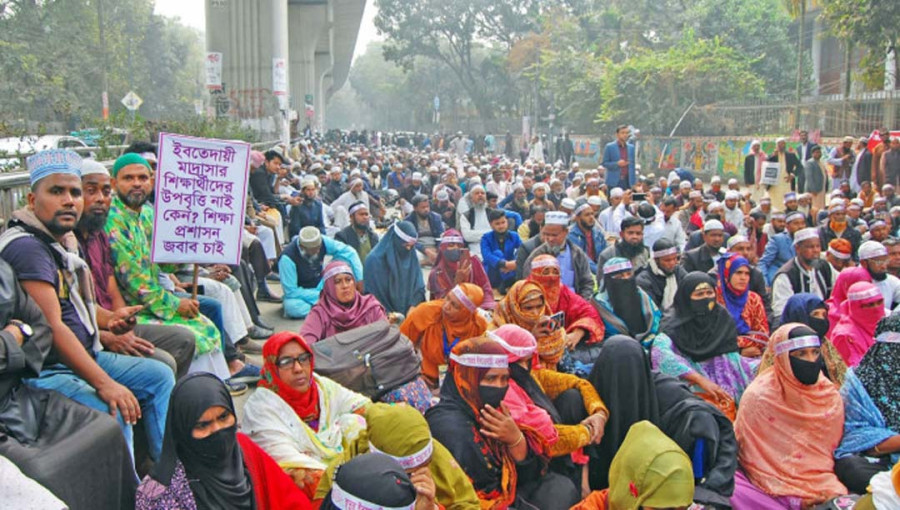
[121,91,143,111]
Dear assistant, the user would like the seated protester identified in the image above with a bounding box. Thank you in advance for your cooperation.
[758,211,806,286]
[825,238,855,273]
[596,216,651,278]
[429,229,495,309]
[830,281,884,367]
[0,150,175,463]
[319,452,422,510]
[819,200,863,261]
[104,153,228,374]
[724,234,775,326]
[136,373,311,510]
[400,172,430,203]
[527,255,605,348]
[522,211,595,301]
[0,258,136,509]
[858,240,900,312]
[771,227,834,319]
[76,159,195,378]
[514,228,546,280]
[530,182,555,212]
[635,238,687,312]
[433,189,457,229]
[249,149,291,217]
[242,332,370,498]
[825,266,873,338]
[289,177,326,238]
[655,272,756,419]
[404,194,445,266]
[505,183,532,220]
[487,190,524,229]
[495,325,609,493]
[573,421,695,510]
[733,324,848,509]
[493,281,567,370]
[567,200,608,274]
[426,337,581,510]
[715,253,770,358]
[400,283,487,388]
[518,205,545,241]
[458,185,492,256]
[281,226,363,319]
[330,178,370,230]
[315,403,481,509]
[333,201,379,264]
[298,261,387,344]
[364,221,426,314]
[833,314,900,495]
[480,208,522,294]
[680,219,726,273]
[594,258,664,348]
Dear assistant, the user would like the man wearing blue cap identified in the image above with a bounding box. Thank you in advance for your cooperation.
[0,149,174,464]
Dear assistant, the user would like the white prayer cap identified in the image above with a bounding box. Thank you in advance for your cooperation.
[703,219,724,232]
[859,240,888,260]
[350,168,361,177]
[301,177,318,190]
[728,178,738,185]
[80,159,109,177]
[725,190,740,201]
[726,235,749,250]
[679,181,692,189]
[776,137,787,144]
[436,190,450,201]
[792,227,819,246]
[299,226,322,248]
[560,198,576,210]
[588,196,604,206]
[610,188,624,199]
[412,172,423,180]
[689,190,702,199]
[545,211,570,226]
[708,201,724,211]
[711,176,721,183]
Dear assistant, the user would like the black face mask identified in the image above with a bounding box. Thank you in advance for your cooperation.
[807,315,830,339]
[189,424,238,464]
[689,297,715,316]
[790,355,824,385]
[479,384,509,409]
[443,249,461,262]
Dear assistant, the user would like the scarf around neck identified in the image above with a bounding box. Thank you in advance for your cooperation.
[649,258,678,310]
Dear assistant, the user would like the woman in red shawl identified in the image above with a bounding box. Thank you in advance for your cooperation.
[527,254,605,348]
[425,336,581,510]
[428,229,496,309]
[299,261,388,343]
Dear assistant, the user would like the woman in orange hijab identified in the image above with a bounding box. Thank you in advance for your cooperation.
[493,280,567,370]
[399,282,488,387]
[526,254,605,348]
[732,323,847,509]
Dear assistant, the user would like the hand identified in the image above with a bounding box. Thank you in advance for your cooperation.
[103,331,156,357]
[410,466,437,510]
[532,318,553,339]
[622,190,633,205]
[97,381,141,424]
[480,402,522,445]
[617,159,628,168]
[177,298,200,318]
[455,259,472,283]
[109,305,142,335]
[504,260,517,272]
[3,324,24,346]
[697,377,730,403]
[581,413,607,445]
[565,329,585,350]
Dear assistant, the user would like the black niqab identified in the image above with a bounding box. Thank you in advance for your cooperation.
[605,272,646,334]
[661,272,739,362]
[150,373,254,510]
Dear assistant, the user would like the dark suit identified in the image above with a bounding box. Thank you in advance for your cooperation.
[681,244,719,274]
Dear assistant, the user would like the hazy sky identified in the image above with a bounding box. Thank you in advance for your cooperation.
[153,0,380,59]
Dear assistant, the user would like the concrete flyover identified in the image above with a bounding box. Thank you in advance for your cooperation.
[205,0,366,136]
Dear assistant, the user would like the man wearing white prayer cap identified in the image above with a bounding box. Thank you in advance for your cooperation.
[598,187,624,233]
[858,240,900,313]
[681,219,726,273]
[521,210,595,300]
[771,227,833,318]
[723,189,744,228]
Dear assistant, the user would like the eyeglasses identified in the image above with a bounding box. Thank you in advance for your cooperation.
[275,353,312,369]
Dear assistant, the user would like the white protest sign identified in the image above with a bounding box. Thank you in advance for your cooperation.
[206,52,223,90]
[760,161,780,186]
[273,58,287,96]
[151,133,251,265]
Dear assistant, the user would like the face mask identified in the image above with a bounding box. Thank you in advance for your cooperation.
[191,424,238,463]
[789,355,824,385]
[807,315,829,339]
[689,297,715,316]
[444,249,461,262]
[478,384,508,409]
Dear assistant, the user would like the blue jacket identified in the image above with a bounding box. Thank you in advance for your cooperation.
[601,141,636,190]
[567,224,608,274]
[758,232,795,286]
[403,211,445,254]
[480,230,522,280]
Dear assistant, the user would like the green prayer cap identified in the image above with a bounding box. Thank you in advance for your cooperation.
[112,153,151,177]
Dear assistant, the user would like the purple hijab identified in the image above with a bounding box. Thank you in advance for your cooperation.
[299,261,387,342]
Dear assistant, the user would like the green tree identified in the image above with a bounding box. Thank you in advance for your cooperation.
[821,0,899,89]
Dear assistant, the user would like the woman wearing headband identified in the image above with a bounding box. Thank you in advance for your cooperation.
[426,337,580,509]
[364,220,426,314]
[319,453,419,510]
[594,257,664,348]
[527,254,605,349]
[427,229,495,309]
[493,280,568,370]
[400,282,487,388]
[732,323,847,508]
[830,281,884,366]
[299,261,387,343]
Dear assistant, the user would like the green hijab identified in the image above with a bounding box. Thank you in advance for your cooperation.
[316,403,480,509]
[609,421,695,510]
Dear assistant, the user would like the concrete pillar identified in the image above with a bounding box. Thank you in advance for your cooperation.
[271,0,290,147]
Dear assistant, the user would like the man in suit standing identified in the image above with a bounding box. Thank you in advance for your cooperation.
[601,125,636,191]
[796,130,816,193]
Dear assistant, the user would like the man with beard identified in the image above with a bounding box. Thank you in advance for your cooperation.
[818,201,862,261]
[400,172,428,203]
[505,184,532,220]
[322,166,345,204]
[858,241,900,313]
[759,211,807,286]
[659,197,687,248]
[0,149,174,464]
[567,200,608,274]
[596,216,651,274]
[828,136,856,190]
[480,208,521,294]
[597,188,623,233]
[75,160,195,379]
[767,137,802,203]
[825,238,854,273]
[635,238,686,311]
[771,228,833,318]
[404,194,444,266]
[523,211,594,300]
[681,219,725,273]
[749,196,772,222]
[530,182,555,211]
[432,189,457,229]
[677,190,704,231]
[673,180,692,208]
[335,201,380,264]
[288,177,326,238]
[865,218,891,243]
[459,185,492,256]
[884,237,900,278]
[330,177,371,231]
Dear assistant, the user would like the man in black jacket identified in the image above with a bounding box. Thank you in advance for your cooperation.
[636,238,687,311]
[248,150,296,216]
[768,137,802,192]
[335,201,379,264]
[681,219,726,273]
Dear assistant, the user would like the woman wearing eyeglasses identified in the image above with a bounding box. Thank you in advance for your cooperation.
[242,331,371,499]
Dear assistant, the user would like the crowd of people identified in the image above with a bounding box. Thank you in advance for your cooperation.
[4,125,900,510]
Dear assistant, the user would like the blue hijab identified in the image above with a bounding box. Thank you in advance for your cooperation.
[364,221,426,313]
[781,293,825,324]
[716,253,750,333]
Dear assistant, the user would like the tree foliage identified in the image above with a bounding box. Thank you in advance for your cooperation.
[821,0,899,85]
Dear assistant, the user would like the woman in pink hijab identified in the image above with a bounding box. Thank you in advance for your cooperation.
[830,281,885,366]
[299,261,387,343]
[825,266,872,338]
